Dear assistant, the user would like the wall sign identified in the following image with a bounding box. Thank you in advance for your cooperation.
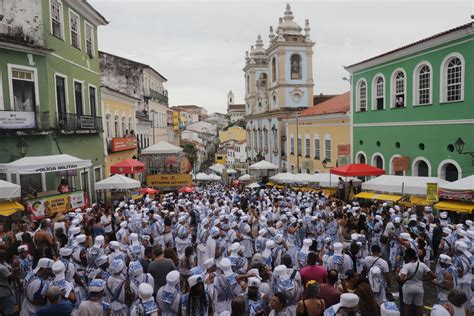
[393,156,410,172]
[27,191,85,219]
[0,111,35,129]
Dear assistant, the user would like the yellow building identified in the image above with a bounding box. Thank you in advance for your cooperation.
[102,86,139,178]
[215,150,227,165]
[285,92,351,174]
[219,126,246,143]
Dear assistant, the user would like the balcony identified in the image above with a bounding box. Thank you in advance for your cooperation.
[148,89,169,105]
[0,110,50,134]
[58,112,102,133]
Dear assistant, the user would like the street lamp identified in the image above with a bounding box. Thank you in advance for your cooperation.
[321,158,332,168]
[16,138,28,157]
[454,137,474,165]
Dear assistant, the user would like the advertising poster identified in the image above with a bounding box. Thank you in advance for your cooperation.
[27,191,85,219]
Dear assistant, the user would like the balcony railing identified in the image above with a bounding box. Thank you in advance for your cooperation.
[58,112,102,133]
[0,110,50,132]
[148,89,169,105]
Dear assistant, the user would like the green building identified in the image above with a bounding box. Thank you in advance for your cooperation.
[0,0,108,199]
[346,22,473,181]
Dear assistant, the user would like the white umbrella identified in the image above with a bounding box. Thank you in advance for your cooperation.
[226,168,237,174]
[249,160,279,170]
[209,164,225,172]
[247,182,260,188]
[141,141,183,155]
[95,174,141,190]
[194,173,211,181]
[0,180,21,199]
[238,174,251,181]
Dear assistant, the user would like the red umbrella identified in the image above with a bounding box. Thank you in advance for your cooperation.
[140,187,158,195]
[330,163,385,177]
[110,159,144,174]
[178,186,195,193]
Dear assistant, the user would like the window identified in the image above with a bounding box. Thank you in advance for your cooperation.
[357,80,367,112]
[11,68,36,112]
[122,117,127,135]
[114,115,119,137]
[392,70,405,108]
[272,57,276,82]
[246,75,250,94]
[50,0,63,39]
[55,75,67,114]
[444,57,463,102]
[89,86,96,117]
[440,163,459,182]
[74,81,83,115]
[415,160,429,177]
[373,155,383,169]
[105,114,111,139]
[258,130,263,151]
[128,117,132,132]
[305,136,310,158]
[324,135,331,161]
[70,10,81,49]
[356,152,366,164]
[314,136,320,160]
[297,136,302,156]
[85,22,94,57]
[253,131,257,150]
[290,54,302,80]
[272,128,278,152]
[263,129,268,152]
[414,64,431,105]
[290,136,295,154]
[373,76,384,110]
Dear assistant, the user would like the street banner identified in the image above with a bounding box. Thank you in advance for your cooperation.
[27,191,85,219]
[393,156,410,172]
[438,188,473,202]
[111,136,137,152]
[337,144,350,156]
[426,183,439,202]
[147,174,193,188]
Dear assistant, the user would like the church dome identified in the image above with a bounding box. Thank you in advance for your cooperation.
[279,4,302,36]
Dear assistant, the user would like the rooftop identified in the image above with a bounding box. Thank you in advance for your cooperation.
[99,51,167,81]
[301,92,350,117]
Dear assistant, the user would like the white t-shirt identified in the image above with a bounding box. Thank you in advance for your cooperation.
[399,261,430,289]
[101,215,112,233]
[363,255,389,273]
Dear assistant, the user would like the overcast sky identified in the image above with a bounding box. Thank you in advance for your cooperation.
[90,0,472,114]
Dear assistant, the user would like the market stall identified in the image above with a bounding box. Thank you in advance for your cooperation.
[249,160,278,183]
[0,180,24,217]
[95,174,141,190]
[330,163,385,177]
[361,175,448,195]
[436,175,474,213]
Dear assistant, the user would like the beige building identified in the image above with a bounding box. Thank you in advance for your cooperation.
[244,4,314,171]
[227,91,245,122]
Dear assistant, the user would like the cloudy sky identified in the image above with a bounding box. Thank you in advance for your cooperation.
[90,0,472,114]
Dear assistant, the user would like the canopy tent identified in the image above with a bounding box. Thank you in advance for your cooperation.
[294,173,315,183]
[238,174,251,181]
[110,159,144,174]
[209,164,225,172]
[226,168,237,174]
[140,187,158,195]
[0,201,24,216]
[435,201,474,214]
[280,173,300,184]
[208,174,221,181]
[308,173,361,188]
[141,141,183,155]
[247,182,261,189]
[439,175,474,191]
[0,180,21,199]
[249,160,279,170]
[194,173,212,181]
[0,154,91,174]
[94,174,141,190]
[354,192,402,202]
[330,164,385,177]
[362,175,448,195]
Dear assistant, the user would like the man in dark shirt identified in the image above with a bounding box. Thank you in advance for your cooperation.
[431,218,443,259]
[139,246,154,273]
[148,245,177,295]
[34,286,73,316]
[317,269,342,308]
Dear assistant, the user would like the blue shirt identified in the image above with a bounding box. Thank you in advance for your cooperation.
[34,300,73,316]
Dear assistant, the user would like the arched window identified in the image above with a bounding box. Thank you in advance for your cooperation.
[324,134,332,161]
[121,116,127,135]
[442,55,464,102]
[297,134,302,156]
[417,161,429,177]
[290,54,302,80]
[414,63,432,105]
[439,161,461,182]
[305,133,310,158]
[105,114,112,139]
[373,76,384,110]
[392,70,406,108]
[356,152,366,164]
[272,57,276,82]
[314,134,320,160]
[372,154,384,169]
[114,115,120,137]
[357,80,367,112]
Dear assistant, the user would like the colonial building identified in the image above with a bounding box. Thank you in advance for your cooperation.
[346,22,473,181]
[101,86,139,177]
[219,126,246,143]
[175,105,208,121]
[227,91,245,123]
[285,92,351,174]
[99,51,169,151]
[0,0,107,198]
[244,4,314,171]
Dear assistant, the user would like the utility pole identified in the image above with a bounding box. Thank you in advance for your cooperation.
[295,112,299,173]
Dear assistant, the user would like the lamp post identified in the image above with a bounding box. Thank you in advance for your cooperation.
[16,138,28,157]
[454,137,474,165]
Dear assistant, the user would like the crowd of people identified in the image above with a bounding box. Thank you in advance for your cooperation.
[0,183,472,316]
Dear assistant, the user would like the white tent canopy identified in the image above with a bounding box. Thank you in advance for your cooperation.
[247,182,260,188]
[249,160,279,170]
[208,174,221,181]
[95,174,141,190]
[439,175,474,191]
[0,180,21,199]
[270,173,294,182]
[308,173,361,188]
[0,154,91,174]
[141,141,183,155]
[362,175,449,195]
[226,168,237,174]
[194,173,211,181]
[238,174,251,181]
[209,164,225,172]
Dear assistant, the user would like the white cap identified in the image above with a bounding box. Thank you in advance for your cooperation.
[76,234,86,243]
[340,293,359,308]
[188,275,203,288]
[265,240,275,249]
[230,242,241,252]
[59,247,73,257]
[109,259,125,274]
[89,279,106,292]
[94,235,104,245]
[204,258,216,269]
[440,212,448,219]
[455,241,471,257]
[18,245,28,253]
[95,255,108,266]
[248,277,261,288]
[34,258,54,273]
[166,270,180,285]
[52,260,65,274]
[138,283,153,299]
[438,254,451,264]
[400,233,412,241]
[380,302,400,316]
[333,242,343,254]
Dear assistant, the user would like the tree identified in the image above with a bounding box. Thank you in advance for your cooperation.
[182,143,197,169]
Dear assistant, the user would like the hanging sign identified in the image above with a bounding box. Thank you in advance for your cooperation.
[27,190,85,219]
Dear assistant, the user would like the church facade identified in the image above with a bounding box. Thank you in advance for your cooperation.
[244,4,314,171]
